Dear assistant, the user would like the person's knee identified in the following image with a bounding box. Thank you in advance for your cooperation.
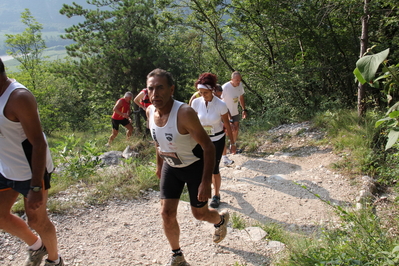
[192,209,207,221]
[111,130,119,137]
[161,208,177,223]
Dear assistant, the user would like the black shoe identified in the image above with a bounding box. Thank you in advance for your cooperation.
[210,195,220,208]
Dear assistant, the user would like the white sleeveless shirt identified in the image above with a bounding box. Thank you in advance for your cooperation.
[148,100,201,168]
[0,80,54,181]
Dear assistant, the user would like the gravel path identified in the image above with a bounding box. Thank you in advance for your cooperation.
[0,122,360,266]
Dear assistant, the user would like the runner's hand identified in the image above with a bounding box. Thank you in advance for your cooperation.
[197,182,211,202]
[26,191,44,211]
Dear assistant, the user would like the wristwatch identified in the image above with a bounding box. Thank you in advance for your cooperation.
[30,186,42,192]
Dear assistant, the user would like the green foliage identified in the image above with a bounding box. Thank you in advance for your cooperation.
[10,195,25,214]
[11,131,159,212]
[51,134,103,181]
[313,110,379,174]
[277,184,398,266]
[354,48,390,87]
[179,185,190,203]
[86,158,158,204]
[5,9,46,91]
[354,47,399,150]
[231,212,246,230]
[313,108,399,187]
[259,222,287,243]
[60,0,164,96]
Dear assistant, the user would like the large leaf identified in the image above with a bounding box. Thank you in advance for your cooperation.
[375,117,392,128]
[386,129,399,150]
[353,68,367,84]
[356,48,390,83]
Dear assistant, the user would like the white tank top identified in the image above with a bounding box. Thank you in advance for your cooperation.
[149,100,201,168]
[0,80,54,181]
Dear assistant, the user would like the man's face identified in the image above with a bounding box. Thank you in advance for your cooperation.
[231,75,241,87]
[214,90,222,99]
[147,75,174,109]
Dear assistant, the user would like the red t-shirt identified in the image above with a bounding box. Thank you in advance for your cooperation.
[111,98,130,120]
[140,88,151,108]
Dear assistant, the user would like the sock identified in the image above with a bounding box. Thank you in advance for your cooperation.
[222,155,228,161]
[47,255,60,264]
[214,215,225,227]
[29,237,42,251]
[172,248,182,256]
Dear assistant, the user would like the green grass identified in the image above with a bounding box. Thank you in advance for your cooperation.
[11,131,158,213]
[231,212,247,230]
[235,116,277,154]
[275,206,399,266]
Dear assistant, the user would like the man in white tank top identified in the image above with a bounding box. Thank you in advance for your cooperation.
[0,59,64,266]
[146,69,230,266]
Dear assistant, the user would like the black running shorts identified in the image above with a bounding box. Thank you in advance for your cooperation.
[160,159,208,208]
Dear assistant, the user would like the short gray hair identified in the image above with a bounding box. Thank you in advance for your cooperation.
[147,68,174,86]
[124,92,133,98]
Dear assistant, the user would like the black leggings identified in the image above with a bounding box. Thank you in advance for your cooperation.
[212,135,225,174]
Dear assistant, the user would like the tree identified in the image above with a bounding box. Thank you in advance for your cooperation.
[357,0,371,117]
[5,8,46,91]
[60,0,164,132]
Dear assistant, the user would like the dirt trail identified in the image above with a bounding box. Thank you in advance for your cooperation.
[0,123,359,266]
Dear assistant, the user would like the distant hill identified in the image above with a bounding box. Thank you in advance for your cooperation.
[0,0,89,32]
[0,0,93,57]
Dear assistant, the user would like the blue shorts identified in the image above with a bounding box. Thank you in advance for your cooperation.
[160,159,207,208]
[0,172,51,197]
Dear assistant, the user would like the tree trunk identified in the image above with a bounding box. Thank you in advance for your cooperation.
[357,0,370,117]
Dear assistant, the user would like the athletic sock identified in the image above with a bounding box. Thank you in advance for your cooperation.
[29,237,42,251]
[214,214,225,227]
[47,255,60,264]
[172,248,182,256]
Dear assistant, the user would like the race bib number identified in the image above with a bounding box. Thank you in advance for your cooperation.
[203,125,214,136]
[233,97,239,104]
[159,150,183,166]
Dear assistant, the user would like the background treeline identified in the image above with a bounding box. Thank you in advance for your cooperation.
[3,0,399,135]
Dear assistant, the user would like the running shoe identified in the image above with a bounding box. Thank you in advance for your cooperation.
[210,195,220,208]
[165,253,190,266]
[213,210,230,243]
[223,158,234,166]
[44,257,64,266]
[24,245,47,266]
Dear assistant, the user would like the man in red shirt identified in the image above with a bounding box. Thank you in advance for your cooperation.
[107,92,134,146]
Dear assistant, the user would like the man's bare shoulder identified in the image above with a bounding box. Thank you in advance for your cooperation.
[178,103,197,117]
[9,88,35,104]
[177,103,201,134]
[5,88,37,122]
